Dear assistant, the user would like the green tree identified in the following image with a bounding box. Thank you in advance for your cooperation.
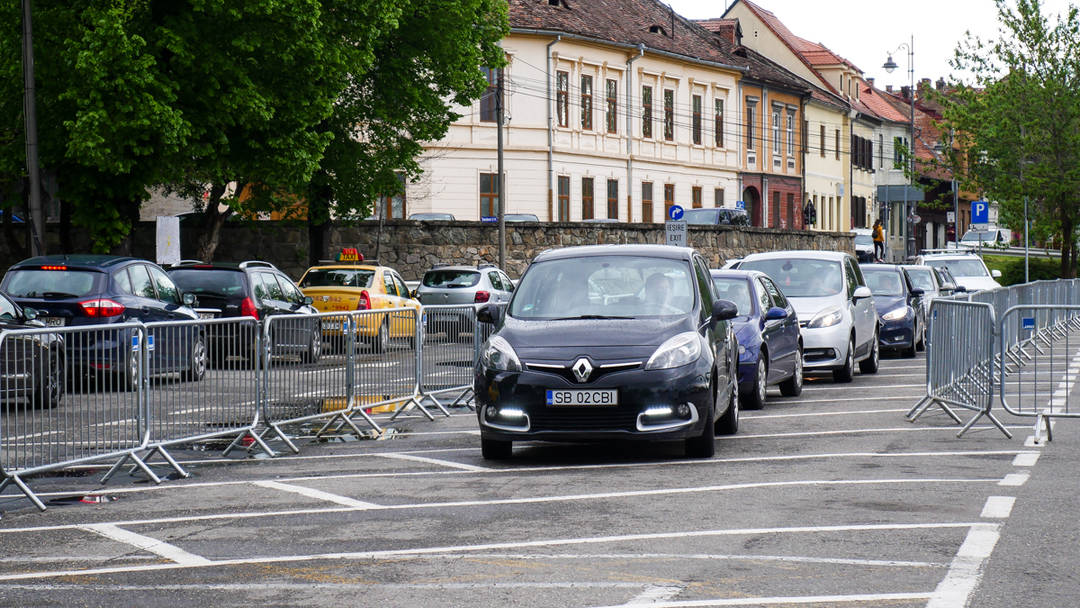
[936,0,1080,277]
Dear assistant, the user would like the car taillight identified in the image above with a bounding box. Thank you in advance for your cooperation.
[241,297,259,320]
[357,290,371,310]
[474,290,490,303]
[80,298,124,317]
[41,265,67,271]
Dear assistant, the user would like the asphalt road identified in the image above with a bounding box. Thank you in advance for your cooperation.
[0,346,1077,608]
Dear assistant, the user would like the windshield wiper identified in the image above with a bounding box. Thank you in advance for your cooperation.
[40,292,80,299]
[551,315,634,320]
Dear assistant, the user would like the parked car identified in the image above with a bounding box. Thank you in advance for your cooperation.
[710,269,802,409]
[0,291,64,407]
[682,207,750,227]
[736,251,878,382]
[504,213,540,222]
[298,252,420,353]
[1,255,205,387]
[915,252,1002,292]
[861,264,925,357]
[408,213,455,221]
[168,261,322,365]
[581,218,620,223]
[851,229,875,263]
[474,244,740,460]
[902,264,962,322]
[958,228,1012,250]
[416,264,514,341]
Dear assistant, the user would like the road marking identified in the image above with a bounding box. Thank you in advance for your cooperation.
[766,395,923,405]
[390,551,945,568]
[926,523,1002,608]
[744,408,908,420]
[80,523,211,566]
[627,584,685,604]
[980,496,1016,519]
[379,452,490,472]
[6,430,61,441]
[718,426,1029,441]
[1012,452,1040,467]
[251,480,379,508]
[597,592,935,607]
[0,522,983,582]
[88,419,136,428]
[999,473,1029,487]
[799,383,923,391]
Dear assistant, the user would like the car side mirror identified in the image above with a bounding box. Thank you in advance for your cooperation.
[22,307,38,321]
[852,286,872,300]
[991,269,1002,279]
[764,306,787,321]
[711,299,738,325]
[476,303,500,324]
[910,287,925,297]
[183,293,197,307]
[303,296,314,305]
[410,289,418,299]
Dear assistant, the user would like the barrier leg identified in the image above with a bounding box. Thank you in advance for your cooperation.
[1,475,47,512]
[259,424,299,455]
[149,446,190,479]
[390,396,436,421]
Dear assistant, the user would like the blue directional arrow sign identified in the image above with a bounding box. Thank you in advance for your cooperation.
[668,205,684,221]
[735,200,745,210]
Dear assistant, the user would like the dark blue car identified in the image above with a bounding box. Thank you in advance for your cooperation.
[1,255,206,387]
[710,269,802,409]
[860,264,925,358]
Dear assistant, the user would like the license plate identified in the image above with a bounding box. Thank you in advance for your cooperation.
[322,321,342,331]
[41,317,65,327]
[546,389,618,407]
[197,312,216,320]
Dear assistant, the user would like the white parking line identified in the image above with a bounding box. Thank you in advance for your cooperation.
[718,426,1029,441]
[1012,452,1040,467]
[744,408,908,420]
[998,473,1029,487]
[926,523,1002,608]
[764,395,923,405]
[800,383,924,391]
[626,584,685,604]
[81,523,211,566]
[597,592,934,607]
[980,496,1016,519]
[379,452,490,472]
[251,480,379,509]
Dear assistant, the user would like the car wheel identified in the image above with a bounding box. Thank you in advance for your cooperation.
[833,336,855,383]
[715,376,739,436]
[480,435,512,460]
[33,347,65,408]
[183,333,207,382]
[779,345,803,397]
[916,321,926,352]
[302,325,322,364]
[685,392,715,458]
[371,320,390,354]
[741,357,767,410]
[903,333,918,358]
[859,333,880,373]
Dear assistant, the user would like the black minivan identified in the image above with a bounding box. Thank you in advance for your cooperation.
[474,245,740,460]
[1,255,205,386]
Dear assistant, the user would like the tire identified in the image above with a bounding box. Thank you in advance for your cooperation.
[903,334,917,358]
[33,347,64,408]
[120,344,141,391]
[481,435,512,460]
[779,345,803,397]
[860,333,880,373]
[685,394,715,458]
[371,320,390,354]
[183,334,207,382]
[833,336,855,383]
[715,377,739,436]
[916,321,926,352]
[301,325,322,364]
[741,356,767,410]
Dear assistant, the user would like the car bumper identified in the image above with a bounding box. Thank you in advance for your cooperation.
[878,320,915,350]
[799,323,851,370]
[474,360,713,443]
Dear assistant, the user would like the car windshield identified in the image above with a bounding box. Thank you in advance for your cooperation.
[711,278,752,316]
[682,208,719,225]
[504,214,539,222]
[738,258,844,298]
[962,230,999,242]
[509,255,695,319]
[423,269,480,288]
[169,269,245,297]
[853,235,874,246]
[300,268,375,288]
[905,268,935,291]
[925,259,989,277]
[3,269,100,298]
[864,270,904,296]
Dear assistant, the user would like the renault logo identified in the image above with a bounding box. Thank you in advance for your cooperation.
[571,358,593,383]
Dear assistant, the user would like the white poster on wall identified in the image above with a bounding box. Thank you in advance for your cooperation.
[156,216,181,266]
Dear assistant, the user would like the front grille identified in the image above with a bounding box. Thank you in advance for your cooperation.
[525,361,640,384]
[528,408,639,432]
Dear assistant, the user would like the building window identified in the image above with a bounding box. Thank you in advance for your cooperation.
[692,94,702,145]
[557,175,570,221]
[894,136,904,167]
[691,186,702,209]
[642,86,653,139]
[786,192,795,229]
[714,99,724,147]
[786,110,795,157]
[772,191,780,229]
[664,183,674,218]
[820,124,826,157]
[581,75,593,130]
[714,188,724,207]
[480,172,500,218]
[480,67,499,123]
[746,101,756,150]
[378,173,408,219]
[606,79,618,134]
[663,89,674,141]
[642,182,653,223]
[772,108,781,156]
[556,71,569,128]
[835,129,840,160]
[879,134,884,169]
[852,134,860,169]
[582,177,594,219]
[607,179,618,219]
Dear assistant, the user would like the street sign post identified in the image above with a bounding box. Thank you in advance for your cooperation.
[946,211,955,223]
[735,200,745,210]
[666,204,687,247]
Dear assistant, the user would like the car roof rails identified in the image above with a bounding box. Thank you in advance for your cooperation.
[238,260,278,270]
[173,259,205,266]
[478,262,497,269]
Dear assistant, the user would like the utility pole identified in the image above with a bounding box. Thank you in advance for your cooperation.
[22,0,45,256]
[496,67,506,270]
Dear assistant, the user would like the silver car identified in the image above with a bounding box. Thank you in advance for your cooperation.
[416,264,514,340]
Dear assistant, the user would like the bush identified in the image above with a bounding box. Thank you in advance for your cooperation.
[983,254,1062,286]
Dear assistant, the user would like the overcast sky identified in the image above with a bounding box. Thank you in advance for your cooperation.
[667,0,1075,89]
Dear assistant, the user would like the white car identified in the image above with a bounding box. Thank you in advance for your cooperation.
[915,253,1002,293]
[957,228,1012,250]
[737,251,878,383]
[851,228,875,263]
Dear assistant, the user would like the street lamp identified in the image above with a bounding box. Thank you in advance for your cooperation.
[884,36,915,260]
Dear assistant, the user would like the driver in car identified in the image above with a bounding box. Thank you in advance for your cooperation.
[644,272,674,311]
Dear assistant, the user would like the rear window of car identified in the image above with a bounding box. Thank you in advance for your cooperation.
[2,268,101,298]
[169,269,246,297]
[300,268,375,288]
[423,269,481,288]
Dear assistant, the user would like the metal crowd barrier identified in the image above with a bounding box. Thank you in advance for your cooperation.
[415,305,480,413]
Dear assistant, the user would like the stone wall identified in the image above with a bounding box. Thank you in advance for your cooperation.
[3,220,854,281]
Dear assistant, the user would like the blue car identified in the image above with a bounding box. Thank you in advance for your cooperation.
[710,270,802,409]
[860,264,925,358]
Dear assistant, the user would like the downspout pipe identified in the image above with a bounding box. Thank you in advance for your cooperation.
[626,44,644,222]
[546,35,561,221]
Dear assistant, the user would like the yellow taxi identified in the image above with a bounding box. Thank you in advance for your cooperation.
[298,248,420,352]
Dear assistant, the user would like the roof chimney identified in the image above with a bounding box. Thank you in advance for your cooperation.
[901,85,911,100]
[866,77,874,88]
[886,85,893,93]
[936,78,946,91]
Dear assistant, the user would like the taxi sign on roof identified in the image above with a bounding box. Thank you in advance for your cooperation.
[337,248,363,262]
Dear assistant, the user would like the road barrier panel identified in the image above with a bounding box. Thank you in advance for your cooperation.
[414,304,480,415]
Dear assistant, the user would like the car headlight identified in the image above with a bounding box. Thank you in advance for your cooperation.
[808,307,843,329]
[645,332,702,370]
[480,336,521,372]
[882,307,910,321]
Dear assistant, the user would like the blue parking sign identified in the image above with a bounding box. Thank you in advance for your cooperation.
[971,200,989,224]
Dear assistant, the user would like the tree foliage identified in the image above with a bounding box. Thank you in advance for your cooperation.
[936,0,1080,277]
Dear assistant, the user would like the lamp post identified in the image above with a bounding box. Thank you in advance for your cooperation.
[883,36,914,260]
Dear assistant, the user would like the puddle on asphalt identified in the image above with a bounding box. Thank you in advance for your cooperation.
[47,494,119,507]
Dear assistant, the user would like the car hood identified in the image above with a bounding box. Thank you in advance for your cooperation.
[787,295,845,323]
[872,295,907,316]
[500,314,694,360]
[955,277,1002,293]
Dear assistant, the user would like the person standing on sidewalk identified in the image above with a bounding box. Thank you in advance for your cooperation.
[872,219,885,261]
